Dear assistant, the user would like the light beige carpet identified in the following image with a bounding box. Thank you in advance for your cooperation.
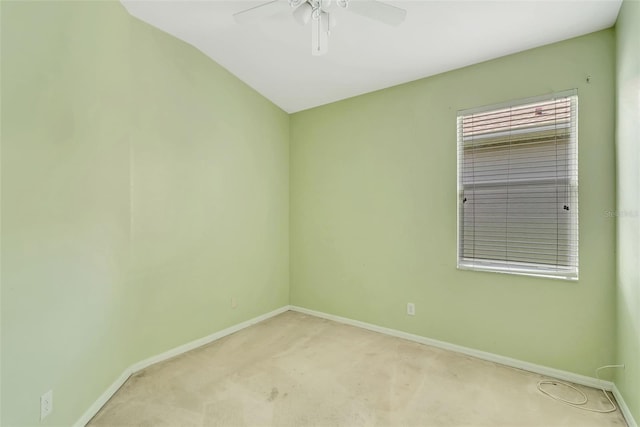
[89,311,627,426]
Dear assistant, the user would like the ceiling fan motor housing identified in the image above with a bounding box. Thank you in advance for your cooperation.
[235,0,404,56]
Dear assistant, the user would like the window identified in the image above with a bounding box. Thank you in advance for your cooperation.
[457,90,578,280]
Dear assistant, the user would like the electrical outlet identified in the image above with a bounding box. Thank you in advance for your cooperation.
[231,297,238,309]
[407,303,415,316]
[41,390,53,420]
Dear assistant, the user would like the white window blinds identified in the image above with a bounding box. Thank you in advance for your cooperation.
[457,90,578,280]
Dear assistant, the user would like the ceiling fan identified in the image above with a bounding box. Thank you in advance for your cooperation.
[233,0,407,56]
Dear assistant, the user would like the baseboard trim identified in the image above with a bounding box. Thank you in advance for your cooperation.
[292,305,639,427]
[127,306,290,373]
[75,304,637,427]
[289,305,614,391]
[74,370,131,427]
[73,305,290,427]
[613,384,638,427]
[294,304,638,427]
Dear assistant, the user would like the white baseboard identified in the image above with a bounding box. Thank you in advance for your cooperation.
[74,304,637,427]
[613,384,638,427]
[74,370,132,427]
[291,305,640,427]
[289,305,614,390]
[73,305,290,427]
[127,306,290,373]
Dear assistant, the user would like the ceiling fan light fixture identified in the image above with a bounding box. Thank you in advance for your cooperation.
[233,0,406,57]
[293,2,313,26]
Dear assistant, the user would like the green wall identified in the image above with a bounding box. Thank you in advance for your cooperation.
[290,30,617,377]
[0,1,289,425]
[126,2,289,363]
[615,0,640,422]
[1,1,633,425]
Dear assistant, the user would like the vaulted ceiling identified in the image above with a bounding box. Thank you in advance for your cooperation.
[121,0,622,113]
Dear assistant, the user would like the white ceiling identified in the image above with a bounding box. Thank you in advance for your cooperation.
[121,0,622,113]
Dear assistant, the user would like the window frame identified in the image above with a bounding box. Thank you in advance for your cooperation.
[456,90,579,281]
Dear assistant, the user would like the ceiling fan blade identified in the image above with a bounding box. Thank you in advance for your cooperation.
[233,0,287,24]
[346,0,406,26]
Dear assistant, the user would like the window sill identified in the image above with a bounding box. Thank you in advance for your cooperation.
[458,259,578,281]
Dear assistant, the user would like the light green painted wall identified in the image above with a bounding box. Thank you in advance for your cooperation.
[291,30,617,377]
[0,0,627,424]
[0,1,289,425]
[1,3,132,425]
[615,0,640,422]
[126,0,290,365]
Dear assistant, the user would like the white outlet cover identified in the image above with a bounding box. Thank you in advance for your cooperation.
[407,303,415,316]
[41,390,53,420]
